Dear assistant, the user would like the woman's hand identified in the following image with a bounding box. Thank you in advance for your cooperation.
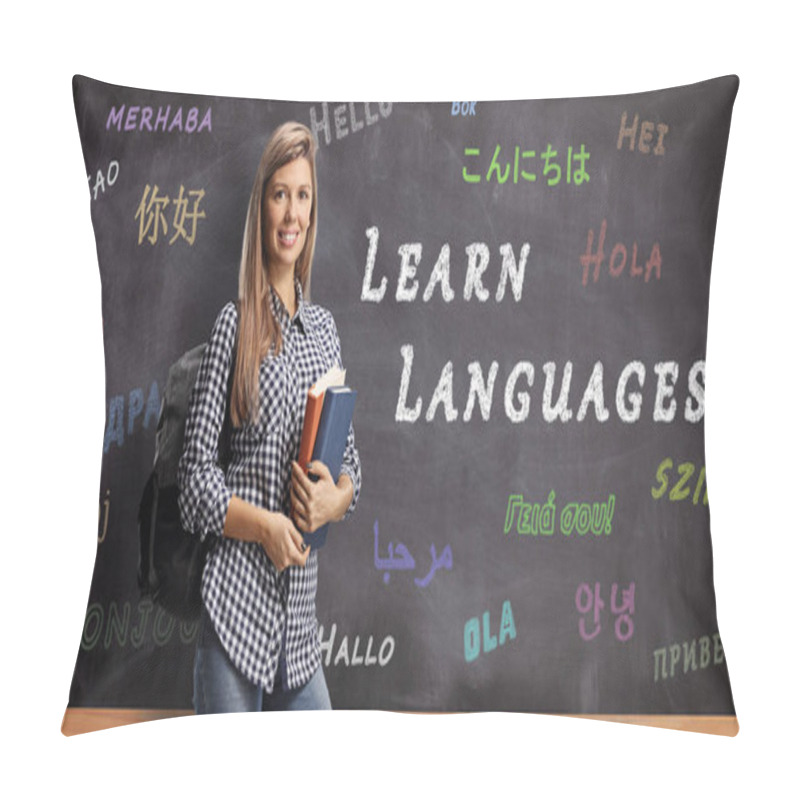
[223,496,309,571]
[261,511,309,572]
[290,460,351,533]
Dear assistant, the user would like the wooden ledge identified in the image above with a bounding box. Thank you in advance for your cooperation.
[62,707,738,737]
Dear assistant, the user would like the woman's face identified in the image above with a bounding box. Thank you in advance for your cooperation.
[263,157,313,274]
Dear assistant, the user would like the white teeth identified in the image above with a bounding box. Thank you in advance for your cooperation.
[279,231,298,244]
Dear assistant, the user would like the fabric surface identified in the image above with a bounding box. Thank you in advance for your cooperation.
[178,278,361,692]
[193,608,332,713]
[68,74,739,731]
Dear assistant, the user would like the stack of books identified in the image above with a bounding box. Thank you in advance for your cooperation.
[297,366,357,550]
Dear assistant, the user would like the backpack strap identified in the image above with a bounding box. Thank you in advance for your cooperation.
[219,300,240,468]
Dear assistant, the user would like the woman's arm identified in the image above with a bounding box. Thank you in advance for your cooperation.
[224,496,309,570]
[178,303,238,540]
[337,421,361,521]
[328,311,362,520]
[178,304,309,570]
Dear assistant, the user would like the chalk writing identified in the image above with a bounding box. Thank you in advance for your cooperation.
[462,143,589,186]
[98,489,110,544]
[106,105,212,134]
[451,102,477,116]
[309,102,391,147]
[415,544,454,587]
[560,495,616,536]
[617,112,668,155]
[361,226,529,305]
[373,520,453,587]
[580,220,662,286]
[103,382,160,452]
[464,600,516,663]
[504,491,556,535]
[169,185,206,245]
[80,600,198,651]
[653,632,725,681]
[503,492,615,536]
[135,184,169,244]
[87,160,119,201]
[135,184,206,246]
[396,350,705,425]
[651,458,709,505]
[319,623,395,667]
[575,582,635,642]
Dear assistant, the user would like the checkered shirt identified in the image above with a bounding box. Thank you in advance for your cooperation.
[178,278,361,692]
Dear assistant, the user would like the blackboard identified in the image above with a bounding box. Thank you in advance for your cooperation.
[69,74,737,716]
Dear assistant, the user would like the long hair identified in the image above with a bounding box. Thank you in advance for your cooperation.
[231,122,318,426]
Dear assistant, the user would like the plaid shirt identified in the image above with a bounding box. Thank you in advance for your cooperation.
[178,278,361,692]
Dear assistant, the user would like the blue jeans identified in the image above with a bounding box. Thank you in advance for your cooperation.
[193,609,331,714]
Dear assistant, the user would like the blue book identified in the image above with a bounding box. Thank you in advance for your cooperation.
[303,386,357,550]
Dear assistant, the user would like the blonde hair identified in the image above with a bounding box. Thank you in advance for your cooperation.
[231,122,318,426]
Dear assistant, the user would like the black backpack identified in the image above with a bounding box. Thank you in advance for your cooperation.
[137,308,238,621]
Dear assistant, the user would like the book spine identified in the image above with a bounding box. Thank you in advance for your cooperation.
[304,389,356,551]
[298,391,324,469]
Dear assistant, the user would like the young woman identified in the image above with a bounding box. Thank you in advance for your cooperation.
[178,121,361,713]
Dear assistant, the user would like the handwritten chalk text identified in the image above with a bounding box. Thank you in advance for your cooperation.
[396,350,705,425]
[309,102,391,148]
[462,143,590,186]
[464,600,517,663]
[104,382,160,452]
[87,160,119,201]
[373,520,453,587]
[617,112,668,155]
[653,633,725,682]
[81,600,198,651]
[504,492,616,537]
[451,102,477,116]
[580,220,662,286]
[651,458,709,505]
[362,226,528,305]
[135,184,206,246]
[98,489,110,544]
[575,582,635,642]
[319,623,395,667]
[106,105,212,134]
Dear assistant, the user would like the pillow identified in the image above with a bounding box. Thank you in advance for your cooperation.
[64,74,739,736]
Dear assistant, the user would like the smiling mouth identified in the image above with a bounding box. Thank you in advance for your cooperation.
[279,231,299,246]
